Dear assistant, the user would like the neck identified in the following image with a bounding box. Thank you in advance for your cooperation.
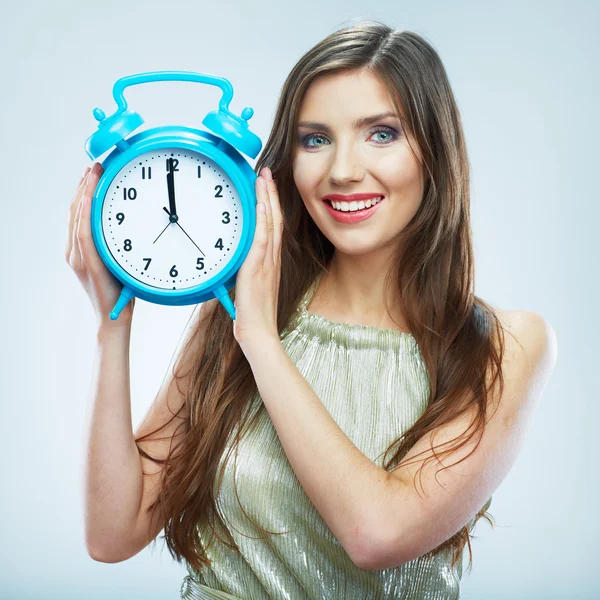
[316,254,408,331]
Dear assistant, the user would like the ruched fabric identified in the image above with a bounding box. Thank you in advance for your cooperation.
[181,272,491,600]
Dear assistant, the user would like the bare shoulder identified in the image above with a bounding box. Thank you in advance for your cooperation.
[496,308,557,370]
[490,308,558,419]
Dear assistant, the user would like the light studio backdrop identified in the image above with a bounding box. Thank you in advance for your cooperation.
[0,1,595,598]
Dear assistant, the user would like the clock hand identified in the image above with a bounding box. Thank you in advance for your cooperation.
[173,221,205,256]
[163,160,205,256]
[159,206,205,256]
[166,158,178,218]
[153,220,171,244]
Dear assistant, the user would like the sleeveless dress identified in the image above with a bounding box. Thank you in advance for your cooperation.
[180,272,492,600]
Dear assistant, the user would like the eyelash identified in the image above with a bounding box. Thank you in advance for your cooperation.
[299,126,400,149]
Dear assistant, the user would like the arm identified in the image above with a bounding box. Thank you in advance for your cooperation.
[361,311,557,570]
[83,322,143,561]
[244,337,392,566]
[244,312,556,570]
[83,300,214,562]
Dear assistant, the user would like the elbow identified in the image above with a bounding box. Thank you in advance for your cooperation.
[351,546,381,572]
[347,523,386,571]
[85,539,133,564]
[353,526,418,571]
[353,539,406,572]
[349,512,409,571]
[86,547,121,564]
[351,540,381,571]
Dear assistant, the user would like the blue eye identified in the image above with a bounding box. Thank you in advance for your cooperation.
[301,133,329,148]
[371,127,398,143]
[299,126,399,148]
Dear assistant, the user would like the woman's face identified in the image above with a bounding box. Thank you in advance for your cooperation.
[292,69,425,257]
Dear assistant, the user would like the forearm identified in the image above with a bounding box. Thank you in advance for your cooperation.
[245,338,389,565]
[83,323,143,558]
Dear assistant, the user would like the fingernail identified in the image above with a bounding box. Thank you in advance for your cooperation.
[264,167,272,180]
[258,177,267,189]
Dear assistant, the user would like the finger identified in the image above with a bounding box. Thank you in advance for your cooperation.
[65,168,91,259]
[264,194,274,266]
[71,167,92,215]
[252,177,268,261]
[70,193,85,269]
[263,168,282,264]
[76,181,94,268]
[258,176,274,265]
[71,165,97,264]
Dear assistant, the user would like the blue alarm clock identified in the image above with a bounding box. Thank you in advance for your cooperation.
[84,70,263,321]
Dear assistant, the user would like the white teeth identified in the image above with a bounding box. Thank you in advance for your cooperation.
[329,196,383,212]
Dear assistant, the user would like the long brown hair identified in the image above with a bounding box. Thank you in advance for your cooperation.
[136,19,512,576]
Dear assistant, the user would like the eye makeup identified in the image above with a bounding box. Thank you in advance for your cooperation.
[298,125,400,149]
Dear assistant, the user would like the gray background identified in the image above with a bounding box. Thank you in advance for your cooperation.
[0,0,596,598]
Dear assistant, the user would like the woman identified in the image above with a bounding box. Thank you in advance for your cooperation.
[67,19,557,600]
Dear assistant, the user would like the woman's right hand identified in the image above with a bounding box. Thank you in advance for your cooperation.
[65,162,135,328]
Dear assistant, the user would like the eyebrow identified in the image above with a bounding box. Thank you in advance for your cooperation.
[296,111,400,132]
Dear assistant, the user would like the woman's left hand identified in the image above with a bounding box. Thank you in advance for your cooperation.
[233,167,284,354]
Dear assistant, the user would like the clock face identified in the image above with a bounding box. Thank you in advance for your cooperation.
[101,147,245,291]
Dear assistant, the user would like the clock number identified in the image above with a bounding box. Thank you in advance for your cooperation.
[196,258,204,271]
[222,211,230,224]
[143,258,152,271]
[166,158,180,172]
[123,188,137,200]
[116,212,125,225]
[214,185,223,198]
[142,167,152,179]
[124,239,132,252]
[215,238,223,251]
[197,165,202,178]
[169,265,178,278]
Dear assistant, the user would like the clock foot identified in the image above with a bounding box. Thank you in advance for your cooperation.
[213,284,236,320]
[110,286,136,320]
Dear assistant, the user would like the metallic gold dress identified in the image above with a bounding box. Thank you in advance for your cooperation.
[181,273,491,599]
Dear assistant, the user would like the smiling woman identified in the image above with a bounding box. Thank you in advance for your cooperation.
[109,18,557,600]
[293,69,425,297]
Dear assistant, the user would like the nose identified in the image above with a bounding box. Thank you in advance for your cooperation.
[328,142,365,186]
